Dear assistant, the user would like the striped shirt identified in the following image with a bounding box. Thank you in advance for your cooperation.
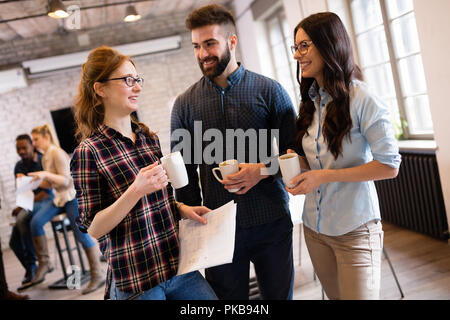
[171,64,297,227]
[70,123,179,299]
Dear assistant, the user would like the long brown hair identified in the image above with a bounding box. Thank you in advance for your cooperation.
[294,12,363,159]
[74,45,155,141]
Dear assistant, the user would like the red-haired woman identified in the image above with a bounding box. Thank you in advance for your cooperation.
[70,46,217,300]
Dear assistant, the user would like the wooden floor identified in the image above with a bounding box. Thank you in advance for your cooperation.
[2,222,450,300]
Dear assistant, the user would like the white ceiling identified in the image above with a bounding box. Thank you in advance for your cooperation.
[0,0,231,41]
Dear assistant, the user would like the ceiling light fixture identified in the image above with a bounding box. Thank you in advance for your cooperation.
[124,4,141,22]
[47,0,69,19]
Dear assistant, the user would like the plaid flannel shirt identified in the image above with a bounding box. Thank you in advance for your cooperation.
[70,123,179,299]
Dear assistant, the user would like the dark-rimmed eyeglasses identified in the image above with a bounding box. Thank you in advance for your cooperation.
[290,40,314,55]
[102,76,144,88]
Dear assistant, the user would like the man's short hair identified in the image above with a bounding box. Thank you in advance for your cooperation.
[16,134,32,144]
[186,4,236,34]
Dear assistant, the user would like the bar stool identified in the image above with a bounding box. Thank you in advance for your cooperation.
[48,212,90,289]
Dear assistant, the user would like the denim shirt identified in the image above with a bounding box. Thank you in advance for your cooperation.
[302,80,401,236]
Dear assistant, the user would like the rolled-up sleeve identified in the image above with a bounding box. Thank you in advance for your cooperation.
[70,144,103,233]
[359,93,401,169]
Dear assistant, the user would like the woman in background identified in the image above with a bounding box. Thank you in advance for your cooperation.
[286,12,401,299]
[29,124,105,294]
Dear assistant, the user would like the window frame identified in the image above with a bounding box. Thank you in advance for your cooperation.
[264,7,301,108]
[337,0,433,140]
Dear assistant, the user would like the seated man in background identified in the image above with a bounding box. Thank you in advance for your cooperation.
[9,134,52,290]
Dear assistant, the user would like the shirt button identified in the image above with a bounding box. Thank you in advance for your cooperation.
[317,190,320,194]
[316,156,319,159]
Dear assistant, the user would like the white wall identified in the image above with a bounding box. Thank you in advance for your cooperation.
[233,0,329,76]
[414,0,450,238]
[282,0,328,38]
[233,0,263,74]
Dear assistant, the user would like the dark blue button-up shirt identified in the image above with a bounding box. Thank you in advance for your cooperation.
[170,64,297,227]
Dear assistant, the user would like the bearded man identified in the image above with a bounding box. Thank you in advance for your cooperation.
[170,4,298,300]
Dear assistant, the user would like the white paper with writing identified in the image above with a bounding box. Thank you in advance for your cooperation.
[177,200,236,275]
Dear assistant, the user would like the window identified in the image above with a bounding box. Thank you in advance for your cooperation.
[328,0,433,139]
[265,9,300,108]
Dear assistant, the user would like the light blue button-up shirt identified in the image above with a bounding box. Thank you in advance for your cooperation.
[301,80,401,236]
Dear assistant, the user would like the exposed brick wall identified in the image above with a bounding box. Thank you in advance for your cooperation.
[0,10,243,248]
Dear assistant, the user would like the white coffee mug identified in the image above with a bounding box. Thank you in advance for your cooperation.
[212,159,240,193]
[278,153,301,188]
[160,151,189,189]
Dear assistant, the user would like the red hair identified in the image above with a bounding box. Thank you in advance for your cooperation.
[74,46,155,141]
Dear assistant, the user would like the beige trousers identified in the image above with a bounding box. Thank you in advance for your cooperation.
[304,220,383,300]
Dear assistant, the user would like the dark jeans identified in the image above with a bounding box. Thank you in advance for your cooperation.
[9,198,53,272]
[205,214,294,300]
[0,241,8,297]
[9,224,36,271]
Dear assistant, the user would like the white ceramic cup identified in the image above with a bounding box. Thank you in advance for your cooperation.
[212,159,240,193]
[160,151,189,189]
[278,153,301,188]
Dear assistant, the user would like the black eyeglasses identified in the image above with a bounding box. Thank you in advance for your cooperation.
[102,76,144,87]
[290,40,314,55]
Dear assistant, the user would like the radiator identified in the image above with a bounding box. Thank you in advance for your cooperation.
[374,151,449,241]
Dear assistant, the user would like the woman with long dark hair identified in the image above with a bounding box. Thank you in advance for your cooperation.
[286,12,401,299]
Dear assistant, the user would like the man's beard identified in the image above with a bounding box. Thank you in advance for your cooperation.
[198,45,231,80]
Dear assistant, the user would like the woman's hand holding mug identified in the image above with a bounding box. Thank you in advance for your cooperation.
[133,162,168,197]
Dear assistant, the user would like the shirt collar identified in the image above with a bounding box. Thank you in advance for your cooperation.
[227,63,244,86]
[98,121,142,141]
[308,80,331,106]
[206,62,244,89]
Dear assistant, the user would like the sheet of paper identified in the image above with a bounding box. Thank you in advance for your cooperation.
[15,176,43,195]
[177,200,237,275]
[16,190,34,211]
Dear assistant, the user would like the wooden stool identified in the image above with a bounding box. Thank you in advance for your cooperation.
[48,212,90,289]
